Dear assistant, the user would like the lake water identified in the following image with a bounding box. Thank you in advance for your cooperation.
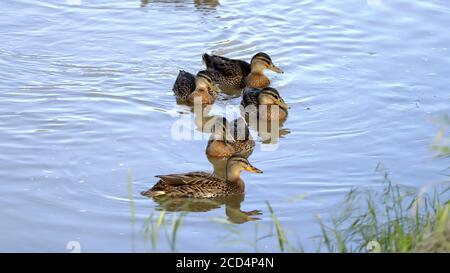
[0,0,449,252]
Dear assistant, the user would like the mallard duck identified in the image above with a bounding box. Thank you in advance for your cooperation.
[231,117,256,157]
[172,70,218,105]
[141,155,262,198]
[206,117,255,158]
[241,87,289,121]
[202,52,283,90]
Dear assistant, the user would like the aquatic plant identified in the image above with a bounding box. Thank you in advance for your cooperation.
[431,114,450,158]
[143,210,167,252]
[314,178,449,253]
[265,201,287,252]
[142,208,187,252]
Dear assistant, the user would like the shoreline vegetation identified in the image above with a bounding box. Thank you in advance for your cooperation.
[136,116,449,253]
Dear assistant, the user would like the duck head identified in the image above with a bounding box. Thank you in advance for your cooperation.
[245,52,283,89]
[188,70,218,105]
[258,87,289,110]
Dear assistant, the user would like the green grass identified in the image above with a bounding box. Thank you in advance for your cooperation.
[128,169,135,225]
[143,210,166,252]
[414,204,450,252]
[167,211,187,252]
[431,114,450,158]
[142,209,187,252]
[127,169,136,252]
[292,119,450,253]
[266,201,287,252]
[313,179,449,253]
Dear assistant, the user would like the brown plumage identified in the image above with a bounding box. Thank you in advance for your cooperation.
[241,87,289,121]
[141,156,262,198]
[172,70,219,105]
[206,117,255,158]
[202,52,283,90]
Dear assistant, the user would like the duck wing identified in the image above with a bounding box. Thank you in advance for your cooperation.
[172,70,196,99]
[144,172,230,198]
[203,53,251,81]
[241,88,260,108]
[155,172,221,186]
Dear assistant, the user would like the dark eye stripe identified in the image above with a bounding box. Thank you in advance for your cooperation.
[197,71,213,83]
[255,56,272,66]
[200,75,212,83]
[261,90,280,99]
[230,157,248,164]
[262,87,280,94]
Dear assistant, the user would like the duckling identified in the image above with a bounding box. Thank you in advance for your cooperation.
[202,52,283,90]
[206,117,255,158]
[141,155,262,198]
[172,70,218,105]
[241,87,289,121]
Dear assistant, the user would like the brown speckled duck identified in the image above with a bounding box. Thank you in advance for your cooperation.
[241,87,289,121]
[141,155,262,198]
[206,117,255,158]
[172,70,219,105]
[202,52,283,90]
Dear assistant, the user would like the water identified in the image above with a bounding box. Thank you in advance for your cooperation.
[0,0,449,252]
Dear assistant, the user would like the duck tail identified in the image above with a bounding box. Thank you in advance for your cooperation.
[202,53,214,69]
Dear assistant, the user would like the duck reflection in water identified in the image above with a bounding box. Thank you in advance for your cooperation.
[140,0,220,11]
[149,194,261,224]
[249,118,291,145]
[142,155,262,224]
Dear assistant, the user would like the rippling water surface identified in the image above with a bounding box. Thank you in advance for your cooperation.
[1,0,449,252]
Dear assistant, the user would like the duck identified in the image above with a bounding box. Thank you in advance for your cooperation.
[172,70,219,105]
[141,155,262,198]
[202,52,283,90]
[206,117,255,158]
[241,87,289,121]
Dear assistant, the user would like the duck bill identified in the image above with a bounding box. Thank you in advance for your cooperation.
[245,165,263,173]
[211,83,221,93]
[269,64,284,74]
[277,100,289,110]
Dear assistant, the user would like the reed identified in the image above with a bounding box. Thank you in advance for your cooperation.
[265,201,287,252]
[312,166,449,253]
